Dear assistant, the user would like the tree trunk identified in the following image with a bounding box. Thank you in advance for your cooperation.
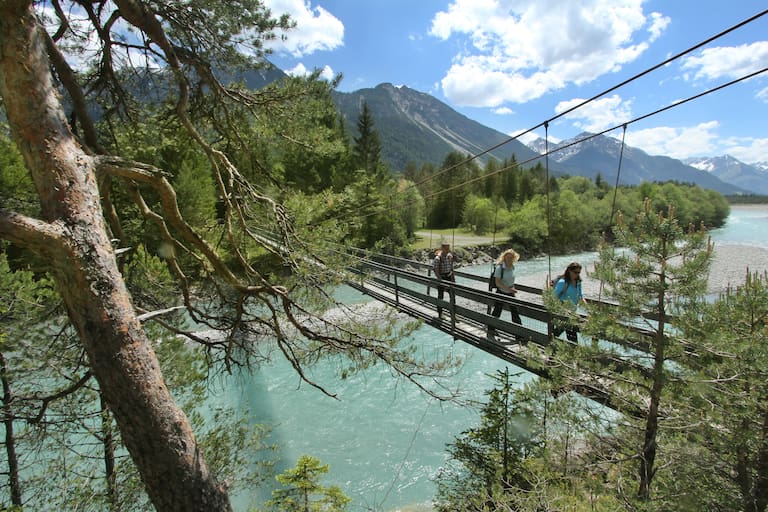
[638,277,667,501]
[101,395,120,512]
[0,353,23,506]
[0,3,230,510]
[638,373,661,500]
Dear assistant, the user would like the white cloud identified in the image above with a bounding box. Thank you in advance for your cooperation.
[493,106,514,115]
[681,41,768,81]
[721,136,768,164]
[263,0,344,57]
[285,63,335,81]
[758,86,768,102]
[512,130,545,145]
[430,0,668,107]
[624,121,720,159]
[646,12,670,42]
[318,65,335,81]
[555,95,633,133]
[286,62,309,76]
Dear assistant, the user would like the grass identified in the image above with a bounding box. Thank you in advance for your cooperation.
[411,228,505,250]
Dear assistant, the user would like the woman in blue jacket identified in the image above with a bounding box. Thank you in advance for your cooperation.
[552,262,584,342]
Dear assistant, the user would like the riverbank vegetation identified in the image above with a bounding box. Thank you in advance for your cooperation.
[407,154,729,257]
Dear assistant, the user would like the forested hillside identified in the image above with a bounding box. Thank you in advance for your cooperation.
[332,83,540,171]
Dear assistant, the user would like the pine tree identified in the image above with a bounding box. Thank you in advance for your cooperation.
[352,102,384,179]
[568,199,713,502]
[679,272,768,511]
[434,368,544,510]
[265,455,350,512]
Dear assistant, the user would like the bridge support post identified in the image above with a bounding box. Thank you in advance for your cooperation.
[394,274,399,304]
[449,286,457,330]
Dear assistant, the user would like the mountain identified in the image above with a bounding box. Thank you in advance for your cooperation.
[124,64,759,196]
[331,83,541,171]
[526,133,746,195]
[233,66,289,90]
[685,155,768,195]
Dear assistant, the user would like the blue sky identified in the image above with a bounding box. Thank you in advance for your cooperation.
[263,1,768,164]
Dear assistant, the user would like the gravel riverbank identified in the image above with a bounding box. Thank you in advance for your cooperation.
[513,243,768,298]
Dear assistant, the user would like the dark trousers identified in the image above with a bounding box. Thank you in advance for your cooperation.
[553,324,579,342]
[491,291,521,324]
[436,273,455,315]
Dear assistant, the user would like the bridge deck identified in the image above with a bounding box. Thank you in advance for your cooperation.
[346,255,645,415]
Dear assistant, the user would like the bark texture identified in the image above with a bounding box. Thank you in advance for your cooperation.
[0,3,231,510]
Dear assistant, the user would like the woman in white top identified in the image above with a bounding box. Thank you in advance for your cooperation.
[490,248,522,325]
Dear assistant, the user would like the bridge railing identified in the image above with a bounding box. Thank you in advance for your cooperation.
[343,252,678,414]
[361,251,665,347]
[352,257,555,344]
[350,252,663,360]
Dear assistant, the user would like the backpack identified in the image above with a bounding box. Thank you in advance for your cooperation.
[488,265,505,291]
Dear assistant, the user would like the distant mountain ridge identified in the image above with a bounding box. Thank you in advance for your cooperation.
[685,155,768,195]
[227,67,766,195]
[526,133,748,195]
[331,83,757,195]
[331,83,540,171]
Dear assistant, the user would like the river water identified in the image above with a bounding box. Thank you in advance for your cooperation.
[709,204,768,248]
[219,205,768,511]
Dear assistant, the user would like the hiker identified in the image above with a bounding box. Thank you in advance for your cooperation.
[433,242,455,317]
[489,249,522,334]
[552,262,585,342]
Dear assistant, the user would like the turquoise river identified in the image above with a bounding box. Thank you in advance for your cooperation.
[214,204,768,511]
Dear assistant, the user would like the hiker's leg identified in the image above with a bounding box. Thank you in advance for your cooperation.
[510,306,521,324]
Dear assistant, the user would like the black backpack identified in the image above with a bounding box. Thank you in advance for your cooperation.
[488,265,505,291]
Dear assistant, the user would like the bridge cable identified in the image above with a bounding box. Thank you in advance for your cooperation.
[427,195,434,252]
[451,187,456,248]
[375,400,432,511]
[487,201,500,312]
[598,124,628,302]
[609,124,627,228]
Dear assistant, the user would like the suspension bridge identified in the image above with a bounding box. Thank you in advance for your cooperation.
[345,252,652,417]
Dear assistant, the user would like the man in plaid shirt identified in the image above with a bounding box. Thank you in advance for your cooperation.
[433,243,455,318]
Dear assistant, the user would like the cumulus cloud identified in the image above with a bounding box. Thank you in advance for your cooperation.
[624,121,720,159]
[721,136,768,164]
[647,12,671,41]
[512,129,546,145]
[493,107,514,115]
[429,0,669,107]
[285,63,335,80]
[263,0,344,57]
[555,95,633,133]
[286,62,309,76]
[318,65,335,81]
[681,42,768,82]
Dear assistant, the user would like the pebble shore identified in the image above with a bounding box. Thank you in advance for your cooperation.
[515,243,768,298]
